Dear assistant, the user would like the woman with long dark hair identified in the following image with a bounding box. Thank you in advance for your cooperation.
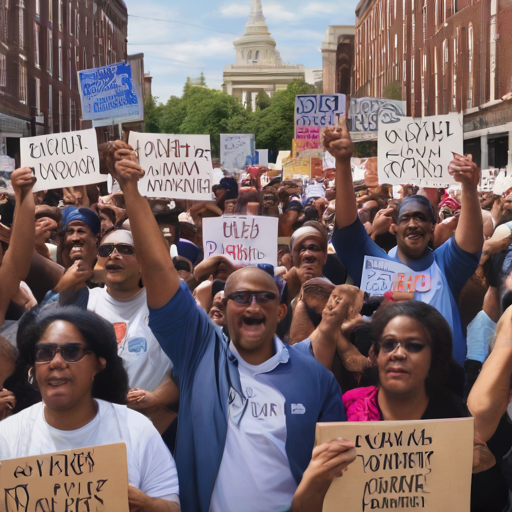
[0,307,180,511]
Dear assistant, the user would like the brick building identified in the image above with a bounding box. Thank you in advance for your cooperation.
[0,0,128,162]
[354,0,512,169]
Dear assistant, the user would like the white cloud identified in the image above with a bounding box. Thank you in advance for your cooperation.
[218,3,250,18]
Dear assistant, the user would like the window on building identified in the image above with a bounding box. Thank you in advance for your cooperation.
[48,84,52,132]
[58,39,62,80]
[0,54,6,88]
[85,16,88,36]
[468,23,474,108]
[19,60,27,104]
[254,50,259,62]
[48,0,53,24]
[69,98,73,131]
[47,28,53,74]
[83,48,86,69]
[58,0,63,31]
[35,0,40,16]
[490,0,497,102]
[434,47,439,114]
[453,31,458,111]
[422,0,426,43]
[69,2,72,35]
[76,12,79,39]
[19,5,24,49]
[35,77,41,114]
[68,48,72,84]
[0,1,7,42]
[59,91,63,132]
[422,51,426,116]
[247,50,252,62]
[411,56,415,115]
[34,22,40,67]
[435,0,439,26]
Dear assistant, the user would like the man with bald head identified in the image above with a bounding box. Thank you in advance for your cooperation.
[112,149,349,512]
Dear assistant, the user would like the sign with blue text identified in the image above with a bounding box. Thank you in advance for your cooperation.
[78,62,141,122]
[220,134,256,171]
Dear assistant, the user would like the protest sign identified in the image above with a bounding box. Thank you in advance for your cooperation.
[203,216,278,266]
[220,134,255,171]
[295,94,347,149]
[78,62,141,122]
[378,112,463,187]
[0,442,129,512]
[349,97,406,140]
[20,129,104,193]
[128,132,213,201]
[275,151,291,170]
[316,417,474,512]
[360,255,432,297]
[283,158,311,179]
[257,149,269,166]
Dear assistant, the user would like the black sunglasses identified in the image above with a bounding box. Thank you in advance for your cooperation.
[35,343,93,363]
[227,291,278,306]
[379,340,427,354]
[98,243,135,258]
[299,244,322,253]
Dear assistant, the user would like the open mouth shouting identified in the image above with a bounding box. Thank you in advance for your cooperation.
[105,262,125,274]
[240,314,266,339]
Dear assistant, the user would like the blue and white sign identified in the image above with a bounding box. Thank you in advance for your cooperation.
[220,134,256,171]
[78,62,141,122]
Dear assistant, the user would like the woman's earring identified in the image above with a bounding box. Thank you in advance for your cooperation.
[28,367,34,385]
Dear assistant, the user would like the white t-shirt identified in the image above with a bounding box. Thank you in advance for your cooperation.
[0,400,179,500]
[209,339,297,512]
[87,287,173,391]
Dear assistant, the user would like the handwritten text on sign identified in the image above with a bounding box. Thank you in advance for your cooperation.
[349,97,405,133]
[316,418,474,512]
[20,129,104,193]
[0,442,129,512]
[203,216,278,266]
[377,113,463,187]
[360,256,431,296]
[220,134,255,171]
[129,133,213,201]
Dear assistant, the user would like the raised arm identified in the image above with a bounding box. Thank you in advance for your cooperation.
[467,306,512,441]
[323,124,357,230]
[112,146,180,309]
[0,168,36,323]
[450,155,483,254]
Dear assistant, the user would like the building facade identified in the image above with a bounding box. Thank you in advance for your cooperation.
[321,25,355,96]
[0,0,128,162]
[222,0,320,110]
[354,0,512,169]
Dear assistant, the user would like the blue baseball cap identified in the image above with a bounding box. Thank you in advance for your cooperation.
[61,207,101,235]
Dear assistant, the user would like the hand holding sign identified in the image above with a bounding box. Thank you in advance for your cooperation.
[11,167,36,200]
[322,124,354,164]
[113,157,145,190]
[448,153,480,189]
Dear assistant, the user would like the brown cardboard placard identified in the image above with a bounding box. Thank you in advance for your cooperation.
[0,442,129,512]
[316,418,474,512]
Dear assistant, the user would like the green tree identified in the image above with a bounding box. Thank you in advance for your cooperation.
[383,81,403,101]
[255,91,271,111]
[143,95,162,134]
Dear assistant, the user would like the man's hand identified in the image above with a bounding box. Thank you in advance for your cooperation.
[12,281,37,311]
[128,486,179,512]
[371,206,395,239]
[448,154,480,189]
[114,140,140,164]
[53,261,94,295]
[11,167,36,201]
[322,124,354,164]
[322,292,352,330]
[35,217,58,257]
[433,215,459,248]
[113,158,145,190]
[472,438,496,473]
[0,388,16,420]
[127,388,161,415]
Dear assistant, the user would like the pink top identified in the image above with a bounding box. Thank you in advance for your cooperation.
[342,386,381,421]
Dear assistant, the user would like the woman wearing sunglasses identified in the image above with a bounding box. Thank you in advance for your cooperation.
[0,307,180,511]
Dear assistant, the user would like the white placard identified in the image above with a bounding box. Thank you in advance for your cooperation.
[20,129,104,193]
[129,132,214,200]
[360,255,432,297]
[378,113,463,187]
[220,134,255,171]
[203,216,278,266]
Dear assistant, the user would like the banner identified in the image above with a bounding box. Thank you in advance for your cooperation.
[349,97,406,138]
[316,418,474,512]
[203,216,278,266]
[0,443,129,512]
[220,134,255,171]
[129,132,213,201]
[78,62,141,122]
[378,113,463,187]
[282,158,311,179]
[20,129,104,193]
[295,94,347,149]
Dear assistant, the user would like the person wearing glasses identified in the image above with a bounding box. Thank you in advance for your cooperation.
[110,145,354,512]
[0,307,180,511]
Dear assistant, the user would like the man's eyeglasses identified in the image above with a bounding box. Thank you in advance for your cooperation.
[299,244,322,253]
[98,243,135,258]
[379,340,427,354]
[35,343,93,363]
[227,291,278,306]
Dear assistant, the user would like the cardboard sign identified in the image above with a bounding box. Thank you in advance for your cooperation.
[220,134,255,171]
[378,113,463,187]
[360,256,431,297]
[78,62,141,122]
[129,132,213,201]
[0,442,129,512]
[20,129,104,193]
[203,215,278,266]
[295,94,347,149]
[316,418,474,512]
[349,97,406,135]
[283,158,311,179]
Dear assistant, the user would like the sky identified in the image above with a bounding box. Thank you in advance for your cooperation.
[124,0,357,103]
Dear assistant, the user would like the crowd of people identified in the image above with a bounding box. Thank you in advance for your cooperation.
[1,124,512,511]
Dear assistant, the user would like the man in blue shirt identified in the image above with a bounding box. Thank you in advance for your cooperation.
[323,125,483,366]
[111,146,353,512]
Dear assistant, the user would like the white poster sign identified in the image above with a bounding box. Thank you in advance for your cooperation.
[378,113,463,187]
[128,132,213,200]
[220,134,255,171]
[349,97,406,134]
[20,129,104,193]
[203,216,278,266]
